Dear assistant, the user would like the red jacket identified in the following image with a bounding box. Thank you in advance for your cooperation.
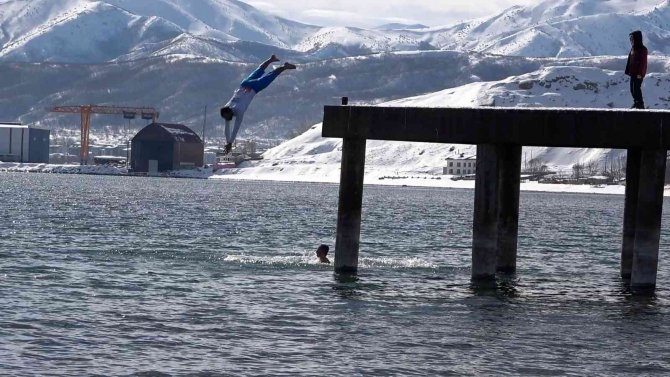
[625,47,648,78]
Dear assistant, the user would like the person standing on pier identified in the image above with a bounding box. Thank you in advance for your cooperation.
[220,55,296,155]
[625,30,648,110]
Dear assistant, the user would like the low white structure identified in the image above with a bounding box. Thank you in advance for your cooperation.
[0,123,50,163]
[444,156,477,176]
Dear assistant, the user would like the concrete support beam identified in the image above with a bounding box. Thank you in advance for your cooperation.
[621,149,641,279]
[472,144,523,280]
[472,144,500,280]
[631,149,667,292]
[334,137,367,274]
[496,145,522,273]
[323,106,670,149]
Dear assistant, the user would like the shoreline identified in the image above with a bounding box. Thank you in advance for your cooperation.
[0,162,650,197]
[210,172,634,196]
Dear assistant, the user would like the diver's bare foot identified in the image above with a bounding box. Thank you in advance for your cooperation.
[283,62,296,69]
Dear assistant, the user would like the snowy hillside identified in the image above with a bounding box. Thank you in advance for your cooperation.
[292,0,670,59]
[0,51,547,139]
[293,27,433,57]
[103,0,318,48]
[430,0,670,57]
[389,65,670,110]
[0,0,318,63]
[226,62,670,184]
[1,0,668,63]
[3,49,668,142]
[0,0,184,62]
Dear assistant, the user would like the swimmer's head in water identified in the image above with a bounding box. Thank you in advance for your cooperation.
[316,245,330,263]
[316,244,329,257]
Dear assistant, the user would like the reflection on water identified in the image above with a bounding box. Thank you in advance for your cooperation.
[333,273,363,299]
[1,173,670,375]
[468,274,519,299]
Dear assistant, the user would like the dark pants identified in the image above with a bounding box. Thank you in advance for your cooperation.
[630,77,644,108]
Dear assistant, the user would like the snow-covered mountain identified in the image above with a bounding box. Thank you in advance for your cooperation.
[3,50,669,141]
[0,0,184,62]
[293,0,670,59]
[103,0,318,48]
[430,0,670,57]
[1,0,669,63]
[4,51,558,139]
[1,0,669,175]
[293,26,437,58]
[0,0,318,63]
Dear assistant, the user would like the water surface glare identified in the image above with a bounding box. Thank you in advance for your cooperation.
[1,173,670,376]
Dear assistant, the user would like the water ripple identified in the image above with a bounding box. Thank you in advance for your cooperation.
[1,173,670,375]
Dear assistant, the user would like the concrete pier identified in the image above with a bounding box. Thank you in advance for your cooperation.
[323,106,670,293]
[496,144,522,274]
[630,149,667,291]
[472,144,500,280]
[621,149,641,279]
[334,137,367,274]
[472,144,522,280]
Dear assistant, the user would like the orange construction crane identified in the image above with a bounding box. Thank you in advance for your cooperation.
[50,105,159,164]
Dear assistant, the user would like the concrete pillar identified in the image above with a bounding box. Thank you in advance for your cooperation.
[334,137,367,274]
[472,144,499,280]
[496,145,522,273]
[621,149,641,279]
[630,149,667,292]
[472,144,523,280]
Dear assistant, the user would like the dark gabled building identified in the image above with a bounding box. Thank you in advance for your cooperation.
[131,123,204,173]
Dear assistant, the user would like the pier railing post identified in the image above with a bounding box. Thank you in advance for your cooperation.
[334,136,367,274]
[630,149,667,292]
[497,144,522,274]
[621,149,641,279]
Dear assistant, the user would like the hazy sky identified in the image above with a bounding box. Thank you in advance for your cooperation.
[246,0,662,28]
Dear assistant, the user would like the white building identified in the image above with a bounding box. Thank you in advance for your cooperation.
[0,123,50,163]
[444,156,477,176]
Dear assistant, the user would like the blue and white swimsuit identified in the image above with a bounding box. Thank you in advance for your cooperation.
[224,65,282,144]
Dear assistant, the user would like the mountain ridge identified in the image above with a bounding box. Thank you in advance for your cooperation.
[0,0,668,63]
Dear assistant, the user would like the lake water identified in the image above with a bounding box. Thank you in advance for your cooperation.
[1,173,670,376]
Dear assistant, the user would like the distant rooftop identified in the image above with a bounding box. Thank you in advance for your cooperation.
[133,123,203,144]
[447,155,476,160]
[0,122,26,128]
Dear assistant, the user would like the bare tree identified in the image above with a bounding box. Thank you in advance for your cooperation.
[586,159,600,176]
[573,163,585,179]
[527,158,547,174]
[602,155,626,182]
